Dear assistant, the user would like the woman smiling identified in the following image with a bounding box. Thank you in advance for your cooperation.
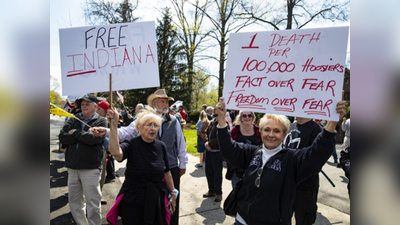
[216,94,346,225]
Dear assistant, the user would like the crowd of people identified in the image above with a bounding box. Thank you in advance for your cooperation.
[57,89,350,225]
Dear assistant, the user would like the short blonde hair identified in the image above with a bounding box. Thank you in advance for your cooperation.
[259,114,290,137]
[135,106,160,136]
[233,110,256,126]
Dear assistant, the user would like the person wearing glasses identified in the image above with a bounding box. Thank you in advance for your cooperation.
[226,111,262,189]
[91,89,188,225]
[106,106,177,224]
[215,95,346,225]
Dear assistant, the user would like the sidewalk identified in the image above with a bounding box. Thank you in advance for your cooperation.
[114,153,350,225]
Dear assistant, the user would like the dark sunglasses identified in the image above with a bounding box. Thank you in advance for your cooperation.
[242,114,253,118]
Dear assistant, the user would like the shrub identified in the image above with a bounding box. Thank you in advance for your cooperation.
[187,111,201,123]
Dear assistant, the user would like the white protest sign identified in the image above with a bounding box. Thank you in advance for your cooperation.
[223,26,349,121]
[59,21,160,95]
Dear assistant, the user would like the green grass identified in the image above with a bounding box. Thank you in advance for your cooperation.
[183,129,199,156]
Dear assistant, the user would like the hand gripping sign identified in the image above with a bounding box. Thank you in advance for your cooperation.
[59,21,160,95]
[223,26,349,121]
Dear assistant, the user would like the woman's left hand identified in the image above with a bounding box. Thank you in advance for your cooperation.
[167,195,176,214]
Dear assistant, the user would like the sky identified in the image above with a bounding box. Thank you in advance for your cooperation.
[50,0,350,98]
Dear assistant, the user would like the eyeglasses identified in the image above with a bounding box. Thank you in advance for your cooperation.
[242,114,253,118]
[255,166,263,188]
[144,123,160,129]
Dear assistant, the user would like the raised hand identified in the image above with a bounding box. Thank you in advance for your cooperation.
[216,97,228,128]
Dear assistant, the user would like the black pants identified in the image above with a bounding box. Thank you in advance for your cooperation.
[293,189,319,225]
[106,155,116,180]
[119,200,146,224]
[170,167,180,225]
[205,151,223,195]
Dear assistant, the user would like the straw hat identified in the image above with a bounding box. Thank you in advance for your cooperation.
[147,89,175,106]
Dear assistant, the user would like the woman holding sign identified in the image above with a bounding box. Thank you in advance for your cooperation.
[105,106,177,225]
[215,94,346,225]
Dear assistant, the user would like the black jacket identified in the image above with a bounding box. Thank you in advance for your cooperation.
[217,126,335,225]
[59,112,107,170]
[205,118,229,150]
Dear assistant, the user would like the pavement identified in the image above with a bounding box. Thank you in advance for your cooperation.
[50,115,350,224]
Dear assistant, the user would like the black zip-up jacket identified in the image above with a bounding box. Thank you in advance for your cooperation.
[59,112,107,170]
[217,126,335,225]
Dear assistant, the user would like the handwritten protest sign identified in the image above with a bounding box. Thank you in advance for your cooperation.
[223,26,349,121]
[59,21,160,95]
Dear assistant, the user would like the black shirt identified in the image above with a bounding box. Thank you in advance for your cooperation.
[119,137,170,205]
[236,132,259,146]
[283,120,322,190]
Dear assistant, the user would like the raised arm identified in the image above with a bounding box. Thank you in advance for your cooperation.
[107,108,124,162]
[215,97,257,169]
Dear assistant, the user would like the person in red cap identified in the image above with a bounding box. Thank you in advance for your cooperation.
[97,100,109,117]
[96,101,116,189]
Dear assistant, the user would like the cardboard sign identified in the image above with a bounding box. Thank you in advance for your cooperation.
[223,27,349,121]
[59,21,160,95]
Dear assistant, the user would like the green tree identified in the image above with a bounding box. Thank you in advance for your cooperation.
[156,8,188,105]
[192,69,211,110]
[204,84,219,107]
[50,90,62,106]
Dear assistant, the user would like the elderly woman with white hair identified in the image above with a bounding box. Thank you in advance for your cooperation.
[215,96,347,225]
[105,106,178,225]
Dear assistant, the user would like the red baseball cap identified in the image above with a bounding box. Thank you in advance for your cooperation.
[98,101,110,112]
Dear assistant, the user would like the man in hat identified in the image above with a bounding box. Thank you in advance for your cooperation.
[59,94,107,225]
[91,89,188,225]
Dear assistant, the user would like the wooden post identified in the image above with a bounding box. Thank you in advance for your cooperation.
[108,73,112,123]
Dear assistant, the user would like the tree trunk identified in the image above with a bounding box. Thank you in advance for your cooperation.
[218,37,225,98]
[188,58,194,110]
[286,0,294,30]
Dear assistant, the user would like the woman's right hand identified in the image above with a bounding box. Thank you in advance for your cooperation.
[106,108,119,128]
[167,195,176,214]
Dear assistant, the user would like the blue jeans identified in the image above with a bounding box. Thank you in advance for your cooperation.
[205,151,223,195]
[332,147,338,162]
